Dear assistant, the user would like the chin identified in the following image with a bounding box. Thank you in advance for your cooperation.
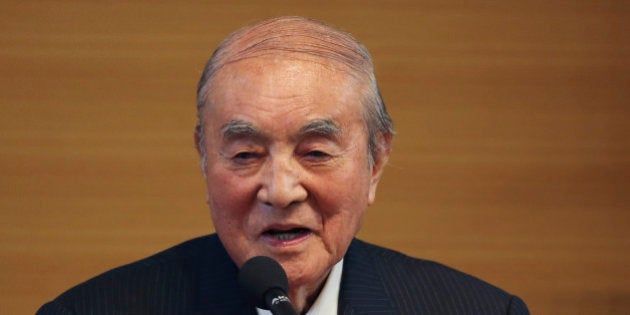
[284,257,333,287]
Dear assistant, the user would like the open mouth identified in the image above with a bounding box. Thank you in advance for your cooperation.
[263,228,311,242]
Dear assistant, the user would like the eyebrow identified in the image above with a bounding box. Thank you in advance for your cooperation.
[298,119,341,139]
[220,118,341,141]
[221,120,263,140]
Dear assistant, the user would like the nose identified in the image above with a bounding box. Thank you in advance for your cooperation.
[257,157,307,209]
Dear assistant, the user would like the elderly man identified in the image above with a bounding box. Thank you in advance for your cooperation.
[39,16,528,314]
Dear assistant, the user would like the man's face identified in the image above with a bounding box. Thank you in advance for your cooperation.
[199,56,385,290]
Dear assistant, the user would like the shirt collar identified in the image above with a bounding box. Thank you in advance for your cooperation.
[256,259,344,315]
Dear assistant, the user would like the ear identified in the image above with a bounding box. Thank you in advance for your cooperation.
[368,132,392,205]
[194,124,203,157]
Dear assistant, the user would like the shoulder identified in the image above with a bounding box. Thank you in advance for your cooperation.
[343,239,529,314]
[38,234,222,315]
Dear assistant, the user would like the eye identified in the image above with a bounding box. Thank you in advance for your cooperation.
[302,150,333,163]
[306,150,329,158]
[232,151,260,163]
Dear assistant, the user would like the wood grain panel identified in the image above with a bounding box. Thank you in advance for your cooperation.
[1,1,629,314]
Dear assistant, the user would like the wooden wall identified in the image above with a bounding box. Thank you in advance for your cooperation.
[1,1,629,313]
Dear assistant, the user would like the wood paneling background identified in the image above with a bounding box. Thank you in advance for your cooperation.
[1,1,628,314]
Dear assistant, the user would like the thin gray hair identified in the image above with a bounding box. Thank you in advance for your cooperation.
[195,16,394,170]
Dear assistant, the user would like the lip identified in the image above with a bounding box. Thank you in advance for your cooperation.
[260,224,313,247]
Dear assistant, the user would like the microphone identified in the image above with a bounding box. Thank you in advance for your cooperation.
[238,256,298,315]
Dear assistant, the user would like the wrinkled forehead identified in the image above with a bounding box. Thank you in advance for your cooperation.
[200,60,368,144]
[197,17,375,127]
[212,53,363,91]
[207,55,366,114]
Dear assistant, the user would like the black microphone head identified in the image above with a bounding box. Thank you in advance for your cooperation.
[238,256,289,309]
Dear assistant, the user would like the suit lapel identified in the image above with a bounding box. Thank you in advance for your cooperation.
[338,239,396,314]
[193,235,257,315]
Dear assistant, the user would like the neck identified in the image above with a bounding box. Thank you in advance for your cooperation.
[288,274,329,314]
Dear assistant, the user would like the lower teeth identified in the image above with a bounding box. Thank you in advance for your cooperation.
[276,233,299,241]
[268,229,310,241]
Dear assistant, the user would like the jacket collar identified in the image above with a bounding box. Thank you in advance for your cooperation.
[194,234,256,315]
[338,239,396,314]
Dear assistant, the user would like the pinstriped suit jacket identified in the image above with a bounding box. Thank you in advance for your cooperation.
[38,234,529,314]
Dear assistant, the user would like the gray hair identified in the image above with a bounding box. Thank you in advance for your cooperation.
[196,16,393,168]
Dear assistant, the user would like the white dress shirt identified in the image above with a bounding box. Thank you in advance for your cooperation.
[256,259,344,315]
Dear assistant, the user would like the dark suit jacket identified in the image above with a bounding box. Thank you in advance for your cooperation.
[38,234,529,314]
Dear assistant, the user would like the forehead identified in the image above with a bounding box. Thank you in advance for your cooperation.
[213,56,359,95]
[204,56,366,127]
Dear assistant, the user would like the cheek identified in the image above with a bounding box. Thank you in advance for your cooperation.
[314,164,371,247]
[205,169,261,266]
[205,169,256,230]
[324,163,371,209]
